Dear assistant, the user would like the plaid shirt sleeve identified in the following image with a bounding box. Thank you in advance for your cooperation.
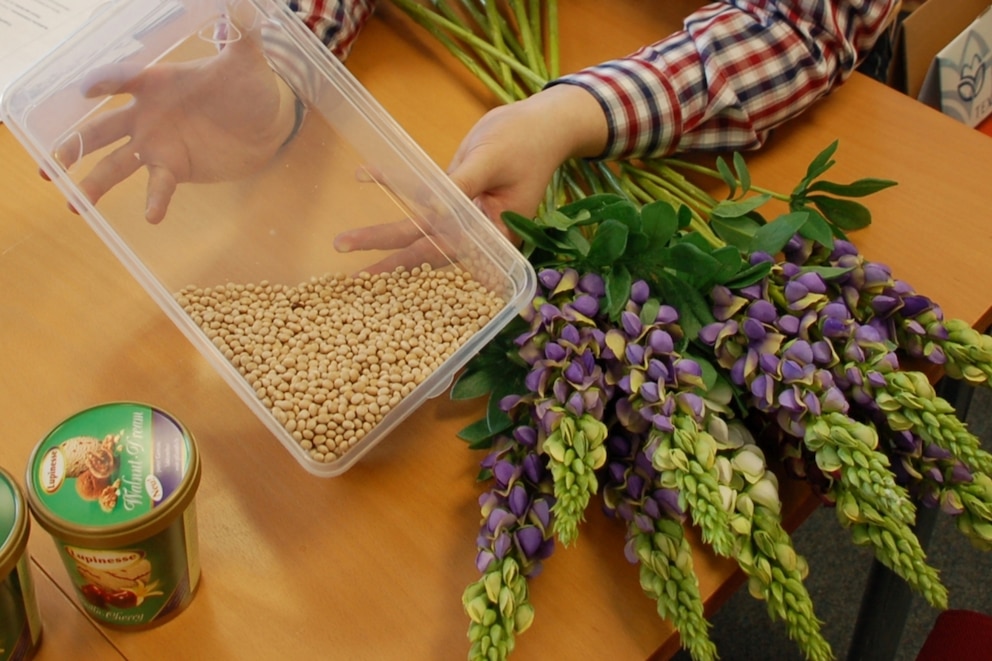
[286,0,377,60]
[551,0,898,160]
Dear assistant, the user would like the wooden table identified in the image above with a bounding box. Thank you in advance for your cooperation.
[4,3,992,660]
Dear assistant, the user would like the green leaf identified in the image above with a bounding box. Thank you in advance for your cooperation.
[797,210,835,249]
[587,218,629,267]
[457,417,502,449]
[605,263,632,320]
[710,194,772,219]
[540,209,587,230]
[640,200,680,248]
[451,368,498,400]
[486,383,516,436]
[711,216,763,251]
[716,156,737,198]
[800,265,855,280]
[805,178,897,198]
[564,226,590,257]
[807,195,873,230]
[557,193,626,219]
[724,260,773,289]
[654,271,714,341]
[677,204,693,230]
[639,298,661,325]
[794,140,839,194]
[708,245,744,285]
[747,211,808,255]
[669,242,723,280]
[733,152,752,194]
[502,211,560,252]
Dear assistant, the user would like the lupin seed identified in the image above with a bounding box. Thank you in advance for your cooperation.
[176,265,503,463]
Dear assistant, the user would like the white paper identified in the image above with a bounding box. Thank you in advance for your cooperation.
[0,0,106,105]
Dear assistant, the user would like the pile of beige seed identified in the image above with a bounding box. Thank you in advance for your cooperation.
[175,265,503,463]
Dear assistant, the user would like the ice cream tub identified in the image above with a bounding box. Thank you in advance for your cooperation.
[1,466,42,661]
[25,402,201,629]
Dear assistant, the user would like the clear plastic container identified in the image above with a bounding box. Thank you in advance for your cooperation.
[2,0,536,477]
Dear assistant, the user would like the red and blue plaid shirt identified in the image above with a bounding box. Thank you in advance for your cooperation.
[290,0,897,159]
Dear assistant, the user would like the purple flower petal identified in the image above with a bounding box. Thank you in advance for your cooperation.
[529,498,552,530]
[516,526,544,558]
[621,311,643,338]
[569,294,600,318]
[630,280,650,304]
[514,425,538,448]
[900,294,933,318]
[747,299,778,323]
[579,272,606,298]
[647,329,675,355]
[493,531,512,559]
[777,314,800,335]
[538,269,563,291]
[656,305,680,324]
[508,484,530,517]
[476,549,496,573]
[743,318,767,341]
[493,460,519,487]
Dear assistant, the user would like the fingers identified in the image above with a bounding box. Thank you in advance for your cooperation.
[352,237,450,275]
[75,142,144,207]
[145,165,178,224]
[54,106,133,170]
[333,218,425,252]
[79,63,145,98]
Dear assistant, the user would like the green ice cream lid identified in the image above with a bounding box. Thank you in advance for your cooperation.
[26,402,200,545]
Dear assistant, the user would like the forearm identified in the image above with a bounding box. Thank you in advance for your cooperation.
[550,0,899,160]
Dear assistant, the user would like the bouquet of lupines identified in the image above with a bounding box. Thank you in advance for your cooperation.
[386,2,992,659]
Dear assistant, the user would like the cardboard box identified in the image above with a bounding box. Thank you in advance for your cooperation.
[889,0,989,98]
[918,4,992,126]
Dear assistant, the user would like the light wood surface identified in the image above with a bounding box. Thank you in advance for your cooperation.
[3,3,992,660]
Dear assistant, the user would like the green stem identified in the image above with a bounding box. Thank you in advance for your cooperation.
[662,158,790,203]
[546,0,559,79]
[511,1,545,84]
[391,0,549,93]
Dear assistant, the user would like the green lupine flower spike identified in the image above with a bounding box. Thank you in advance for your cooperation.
[464,556,535,661]
[646,403,738,558]
[876,370,992,477]
[602,432,717,661]
[807,413,948,608]
[937,317,992,386]
[716,438,833,661]
[632,518,718,661]
[542,412,608,546]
